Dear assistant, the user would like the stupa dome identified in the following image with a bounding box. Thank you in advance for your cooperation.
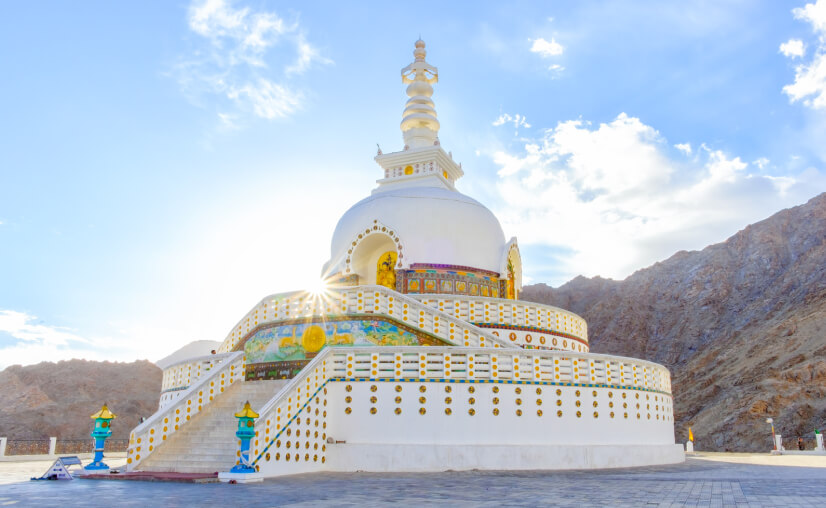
[324,183,507,283]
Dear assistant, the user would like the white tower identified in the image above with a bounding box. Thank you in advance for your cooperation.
[400,39,440,149]
[373,39,464,190]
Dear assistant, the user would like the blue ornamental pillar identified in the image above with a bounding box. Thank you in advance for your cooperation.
[230,401,259,473]
[85,404,116,471]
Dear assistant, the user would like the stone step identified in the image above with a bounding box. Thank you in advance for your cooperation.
[154,445,236,454]
[137,379,290,473]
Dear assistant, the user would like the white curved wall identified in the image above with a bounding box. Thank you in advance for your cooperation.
[326,186,507,276]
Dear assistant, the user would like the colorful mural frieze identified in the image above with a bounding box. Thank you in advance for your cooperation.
[327,273,359,286]
[397,264,500,297]
[243,318,446,380]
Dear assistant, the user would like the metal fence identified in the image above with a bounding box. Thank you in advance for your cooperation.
[2,439,129,456]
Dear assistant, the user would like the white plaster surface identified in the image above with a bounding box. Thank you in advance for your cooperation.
[326,443,685,472]
[326,185,507,276]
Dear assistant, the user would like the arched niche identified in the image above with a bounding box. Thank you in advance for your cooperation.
[500,238,523,300]
[347,230,402,287]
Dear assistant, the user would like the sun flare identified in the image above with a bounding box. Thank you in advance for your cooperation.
[307,278,328,296]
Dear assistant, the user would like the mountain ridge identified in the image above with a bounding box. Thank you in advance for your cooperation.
[0,360,161,440]
[522,192,826,451]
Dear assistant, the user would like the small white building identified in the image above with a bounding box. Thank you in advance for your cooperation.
[127,40,684,481]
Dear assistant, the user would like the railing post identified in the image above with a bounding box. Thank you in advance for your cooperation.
[0,437,6,457]
[48,437,57,456]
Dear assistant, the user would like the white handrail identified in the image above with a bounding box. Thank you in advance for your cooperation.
[409,293,588,343]
[319,346,672,394]
[249,349,334,465]
[162,351,237,373]
[217,285,516,353]
[161,351,238,392]
[127,351,245,471]
[254,349,331,424]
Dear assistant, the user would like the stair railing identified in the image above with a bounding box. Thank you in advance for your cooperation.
[218,285,515,353]
[409,293,589,345]
[126,350,245,471]
[248,348,333,466]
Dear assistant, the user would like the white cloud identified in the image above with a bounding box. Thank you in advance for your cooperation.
[530,37,564,57]
[674,142,692,155]
[0,310,106,369]
[793,0,826,33]
[780,39,806,58]
[547,64,565,77]
[753,157,770,169]
[0,310,89,346]
[491,113,824,284]
[493,113,531,129]
[175,0,330,123]
[782,0,826,108]
[226,78,302,119]
[217,112,240,130]
[783,53,826,108]
[286,34,333,76]
[0,309,198,369]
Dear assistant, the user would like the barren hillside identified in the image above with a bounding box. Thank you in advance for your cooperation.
[0,360,161,440]
[522,193,826,451]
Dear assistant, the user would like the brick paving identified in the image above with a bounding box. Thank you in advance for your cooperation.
[0,454,824,506]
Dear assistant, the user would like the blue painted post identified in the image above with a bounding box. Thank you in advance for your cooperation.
[85,404,116,471]
[230,401,259,473]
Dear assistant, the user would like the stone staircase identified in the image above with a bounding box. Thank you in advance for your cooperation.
[138,379,287,473]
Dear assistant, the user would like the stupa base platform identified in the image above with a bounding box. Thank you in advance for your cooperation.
[325,443,685,473]
[221,443,685,481]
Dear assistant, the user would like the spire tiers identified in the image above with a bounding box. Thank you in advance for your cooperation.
[400,39,440,148]
[374,40,462,192]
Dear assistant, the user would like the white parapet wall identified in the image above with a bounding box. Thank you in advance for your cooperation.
[411,294,589,352]
[218,346,681,481]
[159,352,240,410]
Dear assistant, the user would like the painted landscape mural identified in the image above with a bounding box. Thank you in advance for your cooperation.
[244,318,444,379]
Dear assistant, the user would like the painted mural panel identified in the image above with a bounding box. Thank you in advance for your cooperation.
[244,318,444,380]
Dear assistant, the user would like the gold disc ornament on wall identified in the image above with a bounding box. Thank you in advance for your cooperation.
[302,325,327,353]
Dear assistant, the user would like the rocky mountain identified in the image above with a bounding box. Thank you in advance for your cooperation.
[522,192,826,452]
[0,360,161,440]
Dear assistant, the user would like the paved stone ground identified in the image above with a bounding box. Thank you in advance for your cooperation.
[0,453,824,507]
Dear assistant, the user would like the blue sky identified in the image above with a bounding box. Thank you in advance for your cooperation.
[1,0,825,367]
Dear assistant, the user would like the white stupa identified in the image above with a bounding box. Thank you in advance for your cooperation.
[126,41,683,481]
